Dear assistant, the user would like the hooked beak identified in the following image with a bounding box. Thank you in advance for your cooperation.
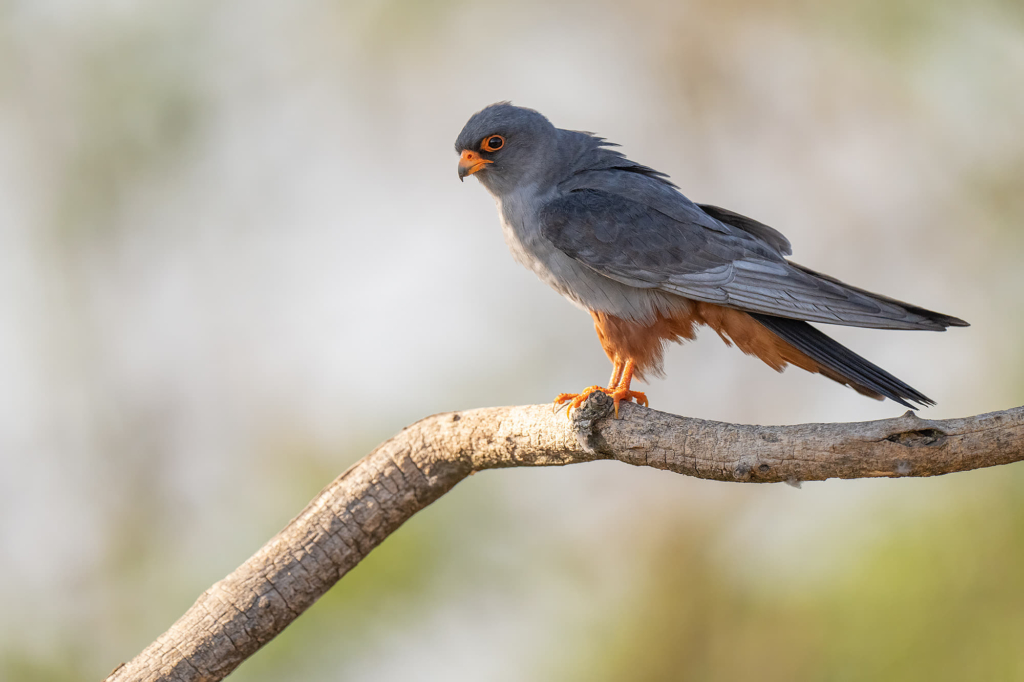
[458,149,492,182]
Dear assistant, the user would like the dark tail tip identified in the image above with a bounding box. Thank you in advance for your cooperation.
[751,313,935,409]
[941,315,970,328]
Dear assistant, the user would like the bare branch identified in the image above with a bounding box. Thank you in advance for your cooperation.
[105,395,1024,681]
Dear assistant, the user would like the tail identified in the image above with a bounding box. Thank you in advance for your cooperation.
[750,313,934,409]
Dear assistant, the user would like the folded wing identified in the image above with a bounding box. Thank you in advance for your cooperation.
[539,187,967,330]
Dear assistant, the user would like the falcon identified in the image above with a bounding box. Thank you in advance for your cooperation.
[455,103,968,416]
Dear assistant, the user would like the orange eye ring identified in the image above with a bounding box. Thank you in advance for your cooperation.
[482,135,505,151]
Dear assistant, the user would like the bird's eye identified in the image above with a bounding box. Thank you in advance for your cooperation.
[483,135,504,151]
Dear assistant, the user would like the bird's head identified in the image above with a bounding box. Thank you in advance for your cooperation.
[455,102,561,196]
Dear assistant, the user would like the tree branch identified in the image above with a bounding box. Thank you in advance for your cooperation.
[105,395,1024,681]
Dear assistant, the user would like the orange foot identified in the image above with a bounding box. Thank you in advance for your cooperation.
[554,385,648,419]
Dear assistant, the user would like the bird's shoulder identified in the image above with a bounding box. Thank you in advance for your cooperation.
[544,136,794,256]
[538,167,785,272]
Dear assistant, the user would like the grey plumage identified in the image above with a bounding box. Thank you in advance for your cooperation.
[541,172,955,331]
[456,102,967,408]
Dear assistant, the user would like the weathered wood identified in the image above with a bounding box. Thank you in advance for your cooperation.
[106,395,1024,681]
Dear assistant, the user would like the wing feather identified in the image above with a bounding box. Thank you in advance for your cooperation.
[539,186,958,330]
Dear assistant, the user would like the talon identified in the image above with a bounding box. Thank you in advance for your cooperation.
[553,386,605,417]
[553,386,648,419]
[609,388,647,418]
[553,393,578,416]
[554,359,649,419]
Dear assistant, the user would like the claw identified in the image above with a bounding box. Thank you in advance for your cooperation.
[554,386,606,418]
[612,389,647,418]
[553,359,648,419]
[553,386,647,419]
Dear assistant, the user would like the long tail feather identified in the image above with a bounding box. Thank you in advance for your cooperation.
[750,313,934,409]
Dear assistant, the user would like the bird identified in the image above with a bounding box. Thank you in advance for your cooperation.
[455,102,968,417]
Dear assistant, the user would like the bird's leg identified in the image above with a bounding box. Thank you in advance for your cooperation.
[553,360,622,410]
[553,358,647,418]
[607,359,648,418]
[607,359,624,390]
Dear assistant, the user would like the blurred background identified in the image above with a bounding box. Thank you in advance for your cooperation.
[1,0,1023,680]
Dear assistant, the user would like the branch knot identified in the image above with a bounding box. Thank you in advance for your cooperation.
[885,428,947,447]
[570,391,615,455]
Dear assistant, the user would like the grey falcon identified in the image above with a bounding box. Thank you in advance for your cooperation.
[454,102,968,416]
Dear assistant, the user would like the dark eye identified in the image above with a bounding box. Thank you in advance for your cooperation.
[483,135,504,151]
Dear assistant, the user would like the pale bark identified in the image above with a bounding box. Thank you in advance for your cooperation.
[105,395,1024,682]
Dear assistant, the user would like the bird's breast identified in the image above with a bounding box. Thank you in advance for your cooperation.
[495,188,680,324]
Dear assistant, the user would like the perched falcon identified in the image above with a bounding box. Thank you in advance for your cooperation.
[455,103,968,416]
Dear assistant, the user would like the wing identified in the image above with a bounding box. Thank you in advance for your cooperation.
[538,186,957,330]
[696,203,792,256]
